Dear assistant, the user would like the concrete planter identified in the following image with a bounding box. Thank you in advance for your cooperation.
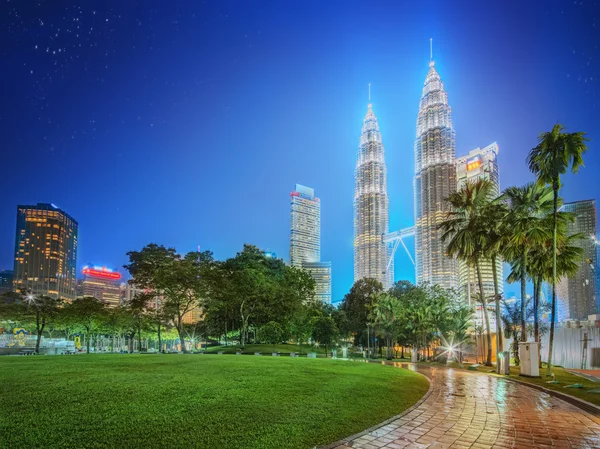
[254,352,261,356]
[290,352,297,358]
[272,352,280,357]
[307,352,317,358]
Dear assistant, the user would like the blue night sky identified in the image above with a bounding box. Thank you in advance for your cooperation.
[1,0,599,303]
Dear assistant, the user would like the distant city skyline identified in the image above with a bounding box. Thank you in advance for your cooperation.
[1,1,599,302]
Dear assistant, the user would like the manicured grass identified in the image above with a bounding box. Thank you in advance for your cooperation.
[433,361,600,407]
[0,354,429,449]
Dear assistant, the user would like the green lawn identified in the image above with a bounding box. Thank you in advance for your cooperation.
[0,354,429,449]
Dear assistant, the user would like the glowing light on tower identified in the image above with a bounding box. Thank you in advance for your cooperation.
[354,100,392,289]
[414,44,458,289]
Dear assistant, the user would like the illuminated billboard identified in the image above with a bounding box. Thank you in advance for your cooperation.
[82,265,122,280]
[466,156,482,171]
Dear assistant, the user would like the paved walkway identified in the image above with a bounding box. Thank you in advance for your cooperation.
[332,362,600,449]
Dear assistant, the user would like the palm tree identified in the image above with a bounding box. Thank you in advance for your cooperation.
[527,214,582,359]
[480,196,509,366]
[527,124,589,375]
[370,293,403,360]
[439,179,494,366]
[502,183,553,343]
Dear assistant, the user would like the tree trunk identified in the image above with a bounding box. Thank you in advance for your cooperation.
[35,309,42,353]
[491,255,504,371]
[476,260,493,366]
[411,347,418,362]
[138,328,142,353]
[534,275,542,368]
[86,327,91,354]
[401,346,404,359]
[520,251,528,343]
[157,321,162,353]
[547,182,559,376]
[176,325,187,353]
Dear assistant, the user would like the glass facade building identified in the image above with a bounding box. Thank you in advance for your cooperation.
[557,200,598,320]
[290,184,320,267]
[455,143,503,304]
[302,261,332,304]
[354,104,392,289]
[0,270,13,295]
[414,59,457,290]
[13,203,78,301]
[289,184,332,303]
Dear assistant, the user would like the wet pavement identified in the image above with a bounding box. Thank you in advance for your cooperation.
[332,362,600,449]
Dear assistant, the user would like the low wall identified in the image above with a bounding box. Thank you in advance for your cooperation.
[540,327,600,369]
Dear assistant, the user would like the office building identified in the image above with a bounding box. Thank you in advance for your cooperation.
[302,261,332,304]
[414,57,458,290]
[289,184,332,302]
[0,270,13,295]
[557,200,598,320]
[13,203,78,300]
[354,103,392,289]
[455,143,503,305]
[290,184,320,267]
[79,265,122,307]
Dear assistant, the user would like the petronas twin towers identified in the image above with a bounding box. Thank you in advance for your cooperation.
[354,54,457,291]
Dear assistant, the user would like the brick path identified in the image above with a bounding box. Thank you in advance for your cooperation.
[332,362,600,449]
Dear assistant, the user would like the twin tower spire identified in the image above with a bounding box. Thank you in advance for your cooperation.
[353,41,457,290]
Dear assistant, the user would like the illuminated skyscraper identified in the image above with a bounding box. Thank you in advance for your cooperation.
[290,184,320,267]
[557,200,598,320]
[354,103,392,289]
[79,265,122,307]
[414,57,457,289]
[456,143,502,328]
[456,143,502,302]
[13,203,78,300]
[302,261,332,304]
[290,184,332,302]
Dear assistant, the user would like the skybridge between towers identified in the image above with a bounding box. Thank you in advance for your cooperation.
[383,227,415,274]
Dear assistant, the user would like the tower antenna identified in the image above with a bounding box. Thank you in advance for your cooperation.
[368,83,371,102]
[430,38,433,61]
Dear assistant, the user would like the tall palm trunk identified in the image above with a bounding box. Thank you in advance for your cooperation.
[534,275,542,368]
[520,250,528,343]
[491,255,503,370]
[476,260,493,366]
[547,183,559,376]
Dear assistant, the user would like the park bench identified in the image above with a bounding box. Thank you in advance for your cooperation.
[217,351,224,355]
[254,352,261,356]
[19,349,36,356]
[290,352,297,357]
[63,349,77,355]
[272,352,280,357]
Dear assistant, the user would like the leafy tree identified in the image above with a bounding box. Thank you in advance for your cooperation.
[339,278,382,346]
[124,244,214,353]
[258,321,284,351]
[311,315,338,357]
[527,124,589,375]
[208,245,312,348]
[63,296,106,353]
[0,291,63,353]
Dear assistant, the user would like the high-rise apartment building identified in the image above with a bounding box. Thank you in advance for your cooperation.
[0,270,13,295]
[13,203,78,300]
[290,185,320,267]
[455,143,503,303]
[302,261,332,304]
[557,200,598,320]
[414,58,457,290]
[354,104,392,289]
[78,265,122,307]
[289,184,332,302]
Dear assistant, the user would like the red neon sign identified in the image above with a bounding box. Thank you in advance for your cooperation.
[82,268,122,280]
[290,191,300,197]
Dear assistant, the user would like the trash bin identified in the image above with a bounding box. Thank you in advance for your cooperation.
[498,351,510,375]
